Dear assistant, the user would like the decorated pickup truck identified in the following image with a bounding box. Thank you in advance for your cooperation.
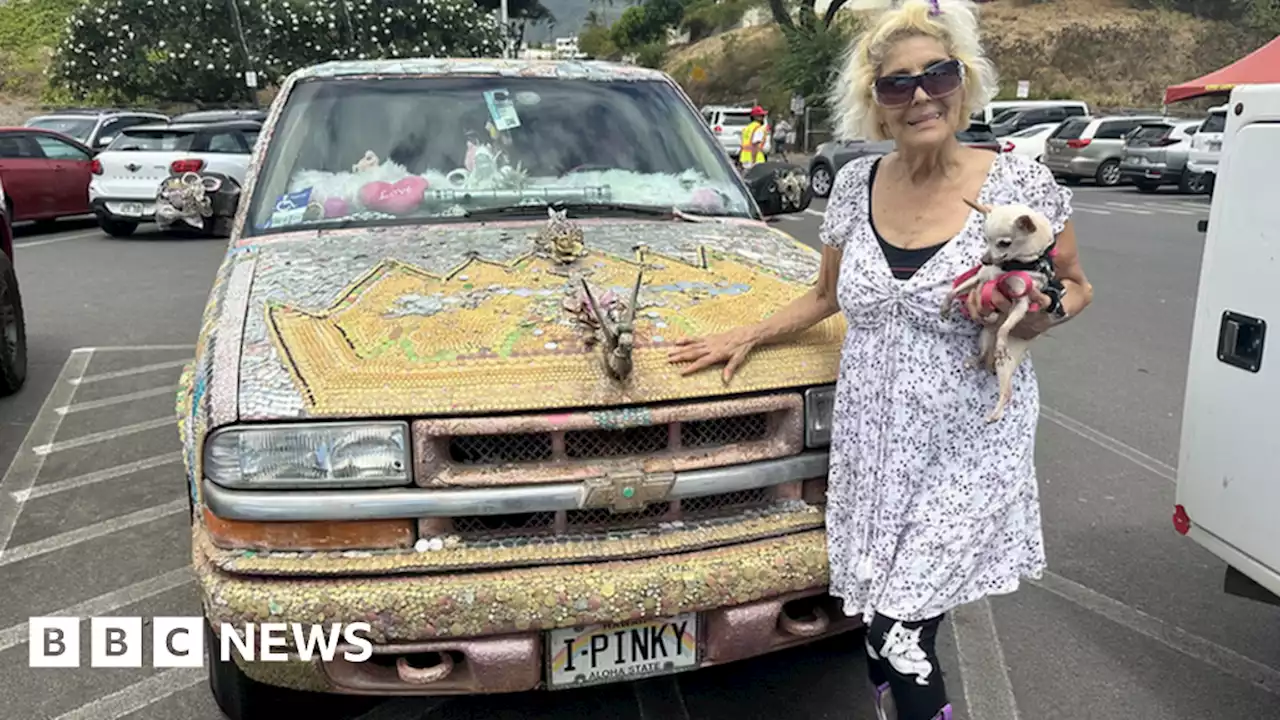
[176,57,840,719]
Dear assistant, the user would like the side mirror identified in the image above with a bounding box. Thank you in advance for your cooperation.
[96,135,114,148]
[744,163,810,216]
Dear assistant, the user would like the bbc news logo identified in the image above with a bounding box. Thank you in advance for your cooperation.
[29,617,374,667]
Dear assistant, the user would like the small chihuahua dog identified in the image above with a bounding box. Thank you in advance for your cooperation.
[941,198,1056,422]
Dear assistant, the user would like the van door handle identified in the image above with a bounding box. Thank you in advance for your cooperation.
[1218,310,1266,373]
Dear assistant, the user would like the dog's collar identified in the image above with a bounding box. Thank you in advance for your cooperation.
[999,241,1057,274]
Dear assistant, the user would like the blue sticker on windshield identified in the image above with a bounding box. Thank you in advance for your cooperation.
[269,188,312,226]
[483,89,521,131]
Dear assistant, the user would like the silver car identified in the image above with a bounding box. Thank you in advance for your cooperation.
[807,124,1002,198]
[1042,115,1164,186]
[1118,119,1205,193]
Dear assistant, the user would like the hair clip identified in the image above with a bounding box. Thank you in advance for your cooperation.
[928,0,942,15]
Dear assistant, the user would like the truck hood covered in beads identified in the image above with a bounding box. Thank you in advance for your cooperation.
[223,217,846,420]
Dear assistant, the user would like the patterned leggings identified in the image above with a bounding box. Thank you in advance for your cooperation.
[865,612,952,720]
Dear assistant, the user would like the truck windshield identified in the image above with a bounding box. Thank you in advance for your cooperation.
[245,75,755,235]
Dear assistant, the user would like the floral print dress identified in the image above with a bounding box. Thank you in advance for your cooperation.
[819,151,1073,623]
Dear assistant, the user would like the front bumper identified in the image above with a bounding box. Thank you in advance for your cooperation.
[194,521,856,694]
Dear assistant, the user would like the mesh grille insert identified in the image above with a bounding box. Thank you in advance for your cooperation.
[449,433,553,464]
[564,425,669,458]
[682,414,769,448]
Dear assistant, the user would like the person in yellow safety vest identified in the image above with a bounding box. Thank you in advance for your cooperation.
[739,106,768,169]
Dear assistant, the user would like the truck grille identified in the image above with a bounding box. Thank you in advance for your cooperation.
[447,487,774,540]
[413,394,804,487]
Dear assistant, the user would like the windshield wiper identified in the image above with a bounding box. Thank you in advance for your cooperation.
[462,202,678,220]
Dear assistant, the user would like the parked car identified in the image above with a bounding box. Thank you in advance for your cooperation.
[0,177,24,397]
[170,108,269,124]
[701,104,773,158]
[1118,119,1203,193]
[971,99,1089,125]
[998,122,1061,162]
[88,119,261,237]
[1042,114,1164,186]
[1185,104,1227,195]
[181,58,824,719]
[989,103,1086,137]
[807,123,1001,198]
[0,127,96,227]
[24,108,170,152]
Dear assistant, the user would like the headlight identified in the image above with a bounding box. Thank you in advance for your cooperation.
[804,385,836,447]
[204,421,411,489]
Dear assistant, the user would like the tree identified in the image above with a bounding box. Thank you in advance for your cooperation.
[49,0,504,104]
[473,0,554,48]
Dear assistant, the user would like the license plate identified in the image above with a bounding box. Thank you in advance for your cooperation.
[1126,155,1144,164]
[110,201,148,216]
[546,612,698,689]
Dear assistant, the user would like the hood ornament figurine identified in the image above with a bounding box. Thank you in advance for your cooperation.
[580,272,643,381]
[533,207,587,264]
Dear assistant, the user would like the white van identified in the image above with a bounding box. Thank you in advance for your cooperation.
[1184,103,1228,193]
[1175,83,1280,608]
[970,100,1090,126]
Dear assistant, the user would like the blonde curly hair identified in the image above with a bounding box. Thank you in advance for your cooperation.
[828,0,999,142]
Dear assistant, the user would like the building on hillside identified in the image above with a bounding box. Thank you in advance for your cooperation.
[518,43,556,60]
[554,35,588,59]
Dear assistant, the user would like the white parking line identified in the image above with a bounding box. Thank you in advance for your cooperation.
[71,359,189,385]
[1144,202,1202,215]
[804,209,825,218]
[1040,405,1176,482]
[953,598,1021,720]
[0,567,193,652]
[57,386,177,414]
[1102,202,1153,215]
[1073,205,1113,215]
[74,344,196,353]
[32,416,175,455]
[13,230,103,249]
[0,351,91,555]
[13,452,183,501]
[0,498,186,568]
[51,666,206,720]
[1032,571,1280,697]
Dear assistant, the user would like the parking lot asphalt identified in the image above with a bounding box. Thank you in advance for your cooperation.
[0,185,1277,720]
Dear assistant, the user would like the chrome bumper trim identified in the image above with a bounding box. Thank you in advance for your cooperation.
[202,451,830,522]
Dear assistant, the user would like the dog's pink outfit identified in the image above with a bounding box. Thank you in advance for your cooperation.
[950,245,1058,318]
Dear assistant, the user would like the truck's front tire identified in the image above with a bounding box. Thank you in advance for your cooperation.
[0,251,27,397]
[206,620,276,720]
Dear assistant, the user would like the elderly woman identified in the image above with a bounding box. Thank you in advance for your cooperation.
[667,1,1092,718]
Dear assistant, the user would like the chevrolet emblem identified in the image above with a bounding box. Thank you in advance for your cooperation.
[580,462,676,513]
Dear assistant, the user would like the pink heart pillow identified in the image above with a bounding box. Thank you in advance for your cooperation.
[359,176,428,214]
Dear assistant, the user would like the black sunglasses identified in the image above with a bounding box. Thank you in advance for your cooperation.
[873,59,965,108]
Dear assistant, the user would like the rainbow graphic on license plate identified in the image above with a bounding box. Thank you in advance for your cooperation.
[547,612,699,688]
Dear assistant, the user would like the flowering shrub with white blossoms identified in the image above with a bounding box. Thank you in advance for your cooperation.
[49,0,504,103]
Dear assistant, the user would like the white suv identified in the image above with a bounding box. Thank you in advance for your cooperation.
[1185,104,1227,194]
[88,120,260,237]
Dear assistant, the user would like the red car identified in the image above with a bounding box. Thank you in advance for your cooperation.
[0,180,24,396]
[0,127,95,227]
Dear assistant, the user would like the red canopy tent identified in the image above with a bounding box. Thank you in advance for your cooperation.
[1164,35,1280,105]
